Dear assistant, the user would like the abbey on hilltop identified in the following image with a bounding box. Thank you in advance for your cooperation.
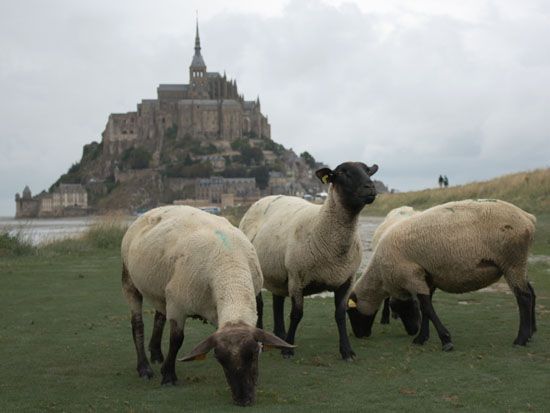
[102,19,271,166]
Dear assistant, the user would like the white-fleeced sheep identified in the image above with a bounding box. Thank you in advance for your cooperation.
[371,206,420,324]
[121,205,293,406]
[347,199,537,350]
[239,161,379,360]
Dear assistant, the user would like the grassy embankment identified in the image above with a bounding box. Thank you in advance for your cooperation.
[1,170,549,411]
[366,168,550,255]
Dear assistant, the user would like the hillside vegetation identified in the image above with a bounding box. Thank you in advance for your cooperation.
[366,168,550,216]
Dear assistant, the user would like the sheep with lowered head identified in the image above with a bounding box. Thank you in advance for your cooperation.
[239,161,379,360]
[121,205,293,406]
[347,199,537,350]
[370,206,420,324]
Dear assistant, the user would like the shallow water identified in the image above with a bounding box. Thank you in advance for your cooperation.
[0,216,134,245]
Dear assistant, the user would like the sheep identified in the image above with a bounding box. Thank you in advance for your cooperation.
[239,161,379,361]
[347,199,537,351]
[370,206,420,324]
[121,205,294,406]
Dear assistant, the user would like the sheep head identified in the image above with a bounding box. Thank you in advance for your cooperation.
[179,322,294,406]
[316,161,379,214]
[346,292,377,338]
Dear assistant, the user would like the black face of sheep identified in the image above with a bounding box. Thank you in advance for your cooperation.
[389,297,421,336]
[180,323,295,406]
[346,293,377,338]
[316,161,379,214]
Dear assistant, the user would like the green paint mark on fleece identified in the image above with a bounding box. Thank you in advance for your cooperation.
[215,230,231,249]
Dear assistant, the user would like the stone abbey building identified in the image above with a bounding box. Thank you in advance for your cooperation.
[102,21,271,162]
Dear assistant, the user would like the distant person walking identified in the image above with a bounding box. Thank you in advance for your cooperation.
[444,175,449,188]
[438,175,444,188]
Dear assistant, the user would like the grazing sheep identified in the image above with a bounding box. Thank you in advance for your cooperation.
[121,205,293,406]
[239,161,379,360]
[347,199,537,350]
[371,206,420,325]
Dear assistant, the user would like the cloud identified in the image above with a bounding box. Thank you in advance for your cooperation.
[1,0,549,215]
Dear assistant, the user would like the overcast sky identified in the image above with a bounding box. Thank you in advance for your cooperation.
[1,0,549,216]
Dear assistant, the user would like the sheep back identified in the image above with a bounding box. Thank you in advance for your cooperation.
[122,205,262,326]
[240,195,362,296]
[368,199,536,298]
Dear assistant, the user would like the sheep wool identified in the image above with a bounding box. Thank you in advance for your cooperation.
[122,205,262,328]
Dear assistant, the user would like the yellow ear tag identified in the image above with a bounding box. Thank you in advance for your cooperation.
[322,175,330,184]
[348,299,357,309]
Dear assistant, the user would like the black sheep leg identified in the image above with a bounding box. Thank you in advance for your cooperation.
[149,311,166,364]
[272,294,286,339]
[256,292,264,329]
[416,293,453,351]
[513,286,533,346]
[160,320,184,385]
[380,298,390,324]
[527,282,537,335]
[282,294,303,358]
[412,289,435,346]
[334,279,355,361]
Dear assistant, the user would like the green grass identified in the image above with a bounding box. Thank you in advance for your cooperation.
[1,242,550,411]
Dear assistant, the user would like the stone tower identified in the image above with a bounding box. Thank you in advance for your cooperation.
[188,19,209,99]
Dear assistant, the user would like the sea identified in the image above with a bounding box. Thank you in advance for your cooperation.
[0,216,134,245]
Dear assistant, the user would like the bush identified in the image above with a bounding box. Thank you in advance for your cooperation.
[300,151,316,169]
[0,231,35,257]
[240,146,264,166]
[250,166,270,190]
[164,162,213,178]
[121,147,152,170]
[164,124,178,140]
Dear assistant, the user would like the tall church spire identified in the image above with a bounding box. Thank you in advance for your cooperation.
[194,16,201,54]
[190,15,206,69]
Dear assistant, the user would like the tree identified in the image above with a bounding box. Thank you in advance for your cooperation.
[250,166,270,190]
[121,147,152,169]
[240,145,264,166]
[300,151,316,169]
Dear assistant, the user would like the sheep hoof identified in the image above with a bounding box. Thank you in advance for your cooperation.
[412,336,427,346]
[341,349,356,361]
[137,364,154,379]
[513,338,528,346]
[281,348,295,359]
[161,373,178,385]
[442,342,454,352]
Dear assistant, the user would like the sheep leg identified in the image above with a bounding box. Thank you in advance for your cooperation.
[334,279,356,361]
[149,311,166,364]
[512,286,533,346]
[122,265,154,379]
[272,294,286,339]
[416,294,453,351]
[412,289,434,346]
[528,282,537,334]
[380,298,390,324]
[282,294,304,358]
[256,292,264,329]
[160,319,184,385]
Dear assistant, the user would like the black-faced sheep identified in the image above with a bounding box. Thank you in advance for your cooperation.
[371,206,420,325]
[347,199,537,350]
[121,206,293,406]
[239,161,379,360]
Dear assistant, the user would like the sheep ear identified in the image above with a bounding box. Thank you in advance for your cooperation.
[365,164,379,177]
[254,328,295,350]
[315,168,334,184]
[178,335,216,362]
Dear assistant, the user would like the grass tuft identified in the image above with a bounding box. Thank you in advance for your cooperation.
[0,230,35,256]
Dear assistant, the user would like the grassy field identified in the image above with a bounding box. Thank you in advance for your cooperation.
[1,217,549,411]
